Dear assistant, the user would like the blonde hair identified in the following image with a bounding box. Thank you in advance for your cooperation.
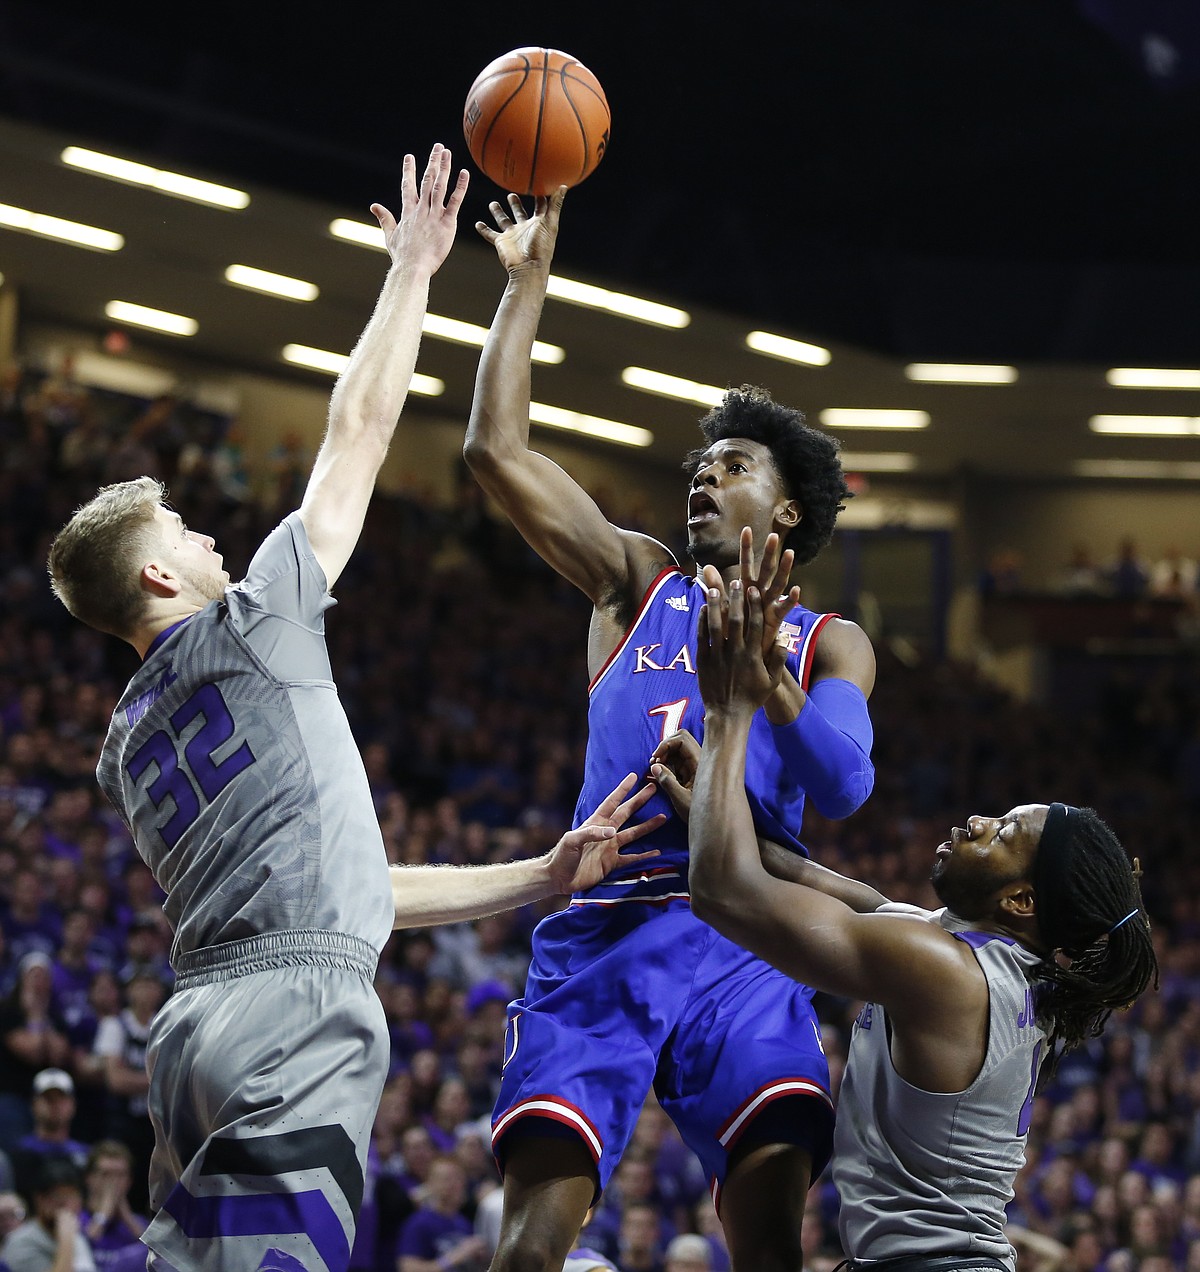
[47,477,167,637]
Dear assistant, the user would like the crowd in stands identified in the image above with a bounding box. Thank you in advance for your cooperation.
[1,364,1198,1271]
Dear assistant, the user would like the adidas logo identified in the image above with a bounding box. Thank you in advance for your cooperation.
[665,596,690,612]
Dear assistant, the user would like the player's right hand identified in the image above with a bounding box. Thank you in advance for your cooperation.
[648,728,701,823]
[697,578,790,715]
[476,186,566,274]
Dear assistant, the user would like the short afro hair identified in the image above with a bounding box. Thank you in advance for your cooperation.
[683,385,850,565]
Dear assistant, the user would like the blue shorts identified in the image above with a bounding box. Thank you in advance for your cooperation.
[491,896,833,1207]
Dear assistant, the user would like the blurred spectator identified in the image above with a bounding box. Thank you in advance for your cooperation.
[617,1200,667,1272]
[9,1069,89,1199]
[1057,544,1107,597]
[81,1141,145,1271]
[1107,537,1151,599]
[0,955,71,1150]
[0,1188,26,1240]
[0,1154,95,1272]
[395,1154,486,1272]
[1151,546,1199,599]
[664,1232,712,1272]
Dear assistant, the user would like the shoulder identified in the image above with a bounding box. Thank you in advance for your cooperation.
[810,616,876,692]
[597,531,680,623]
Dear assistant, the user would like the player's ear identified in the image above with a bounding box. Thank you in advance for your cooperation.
[998,881,1036,920]
[775,499,801,529]
[141,560,181,599]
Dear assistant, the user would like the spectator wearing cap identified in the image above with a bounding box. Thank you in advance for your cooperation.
[10,1070,90,1199]
[0,954,71,1152]
[0,1153,96,1272]
[90,970,165,1212]
[664,1233,712,1272]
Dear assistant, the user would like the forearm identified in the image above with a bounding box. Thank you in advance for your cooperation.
[464,265,549,469]
[326,260,434,451]
[688,710,767,923]
[757,839,889,913]
[769,678,874,818]
[391,856,556,929]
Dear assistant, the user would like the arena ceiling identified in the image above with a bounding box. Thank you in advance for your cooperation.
[2,0,1199,482]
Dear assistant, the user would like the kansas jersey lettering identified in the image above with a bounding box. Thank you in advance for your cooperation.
[573,568,833,890]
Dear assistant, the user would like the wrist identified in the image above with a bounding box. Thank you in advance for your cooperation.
[764,674,803,725]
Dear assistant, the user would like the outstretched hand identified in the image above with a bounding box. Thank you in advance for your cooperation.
[546,772,665,895]
[371,143,470,276]
[700,527,799,656]
[476,187,566,274]
[698,578,790,716]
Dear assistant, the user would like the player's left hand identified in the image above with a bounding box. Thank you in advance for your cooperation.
[698,578,790,716]
[546,772,665,894]
[700,527,799,657]
[372,143,470,277]
[648,728,701,822]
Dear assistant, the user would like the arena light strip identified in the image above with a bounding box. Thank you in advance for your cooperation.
[105,300,197,336]
[224,265,318,302]
[281,343,444,396]
[621,367,725,408]
[528,401,652,448]
[1105,368,1200,390]
[545,276,690,328]
[1088,415,1199,436]
[839,452,918,472]
[1074,459,1200,479]
[819,409,930,430]
[0,201,123,252]
[745,331,831,367]
[61,146,250,210]
[905,363,1018,384]
[422,312,564,366]
[329,218,689,330]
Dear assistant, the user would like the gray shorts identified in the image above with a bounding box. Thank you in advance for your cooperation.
[141,930,387,1272]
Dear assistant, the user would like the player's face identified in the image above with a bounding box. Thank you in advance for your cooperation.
[685,438,794,566]
[931,803,1049,919]
[152,505,229,602]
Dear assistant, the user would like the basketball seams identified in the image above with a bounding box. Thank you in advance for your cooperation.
[465,48,609,196]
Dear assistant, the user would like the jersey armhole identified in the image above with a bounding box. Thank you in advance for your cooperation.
[588,567,682,694]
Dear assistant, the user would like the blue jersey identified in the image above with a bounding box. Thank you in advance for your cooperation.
[573,568,833,889]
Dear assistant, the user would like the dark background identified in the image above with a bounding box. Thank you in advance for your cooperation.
[3,0,1198,365]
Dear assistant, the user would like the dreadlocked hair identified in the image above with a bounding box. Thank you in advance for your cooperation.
[683,385,850,565]
[1032,808,1158,1088]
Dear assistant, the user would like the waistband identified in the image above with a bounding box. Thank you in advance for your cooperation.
[846,1256,1010,1272]
[173,929,379,990]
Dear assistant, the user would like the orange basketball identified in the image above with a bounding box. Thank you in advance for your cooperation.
[463,47,611,197]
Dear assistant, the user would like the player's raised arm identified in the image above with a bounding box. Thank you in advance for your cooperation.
[299,144,468,590]
[465,190,666,605]
[687,579,977,1017]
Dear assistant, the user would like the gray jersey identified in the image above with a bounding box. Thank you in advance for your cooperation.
[833,924,1046,1267]
[97,513,393,963]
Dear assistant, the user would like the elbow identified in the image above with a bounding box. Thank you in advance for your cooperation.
[688,860,748,931]
[810,761,875,821]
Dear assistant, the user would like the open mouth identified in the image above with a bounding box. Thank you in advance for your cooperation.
[688,491,719,525]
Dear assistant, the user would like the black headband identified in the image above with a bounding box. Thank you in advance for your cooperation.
[1032,802,1141,952]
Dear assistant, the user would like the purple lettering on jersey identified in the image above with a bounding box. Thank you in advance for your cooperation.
[856,1003,874,1030]
[1016,986,1034,1029]
[125,666,179,726]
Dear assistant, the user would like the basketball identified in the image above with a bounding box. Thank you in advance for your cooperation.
[463,47,610,197]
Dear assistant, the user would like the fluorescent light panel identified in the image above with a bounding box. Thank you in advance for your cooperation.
[105,300,197,336]
[62,146,249,210]
[839,452,917,472]
[329,220,689,330]
[905,363,1017,384]
[1089,415,1199,436]
[422,313,564,366]
[224,264,318,302]
[1106,368,1200,390]
[621,366,725,407]
[745,330,831,367]
[1074,460,1200,479]
[0,201,123,252]
[529,402,652,448]
[546,276,690,328]
[819,408,930,430]
[281,344,443,395]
